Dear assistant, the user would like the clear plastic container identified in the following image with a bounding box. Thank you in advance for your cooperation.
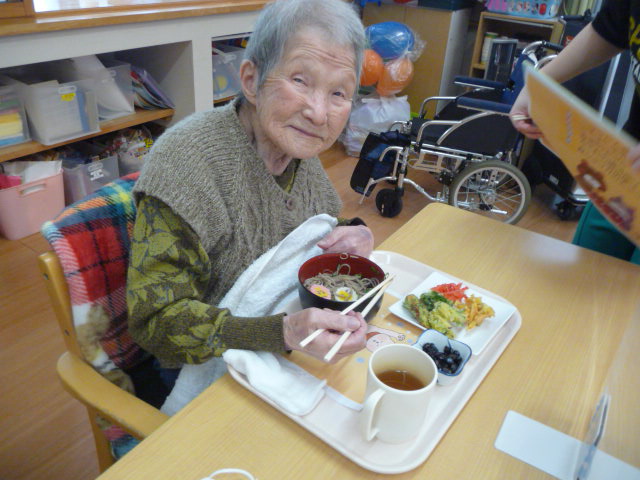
[94,57,136,120]
[0,84,30,148]
[44,56,135,121]
[212,44,244,101]
[0,171,64,240]
[62,154,119,204]
[0,72,100,146]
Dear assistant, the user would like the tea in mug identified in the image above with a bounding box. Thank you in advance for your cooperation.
[376,369,425,391]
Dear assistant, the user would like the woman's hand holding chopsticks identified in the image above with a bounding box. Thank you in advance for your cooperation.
[283,309,367,364]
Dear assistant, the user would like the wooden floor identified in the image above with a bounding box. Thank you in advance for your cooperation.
[0,142,578,480]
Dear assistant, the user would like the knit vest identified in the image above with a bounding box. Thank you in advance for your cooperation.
[133,101,342,306]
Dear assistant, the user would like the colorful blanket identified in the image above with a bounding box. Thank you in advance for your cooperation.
[41,171,144,458]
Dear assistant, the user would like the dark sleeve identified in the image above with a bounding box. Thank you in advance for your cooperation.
[592,0,630,49]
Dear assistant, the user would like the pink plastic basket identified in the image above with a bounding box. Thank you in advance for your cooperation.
[486,0,561,19]
[0,171,64,240]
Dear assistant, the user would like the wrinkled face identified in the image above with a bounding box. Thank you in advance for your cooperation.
[254,29,357,159]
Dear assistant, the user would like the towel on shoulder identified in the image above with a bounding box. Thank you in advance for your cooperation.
[161,214,338,416]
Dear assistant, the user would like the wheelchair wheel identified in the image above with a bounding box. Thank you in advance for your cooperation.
[448,160,531,224]
[376,188,403,218]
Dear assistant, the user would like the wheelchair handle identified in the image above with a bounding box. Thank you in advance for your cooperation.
[540,40,564,52]
[522,40,563,56]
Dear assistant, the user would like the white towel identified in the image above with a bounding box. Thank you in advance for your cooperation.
[222,350,326,416]
[161,214,337,416]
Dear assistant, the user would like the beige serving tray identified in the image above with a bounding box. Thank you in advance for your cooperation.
[227,251,522,474]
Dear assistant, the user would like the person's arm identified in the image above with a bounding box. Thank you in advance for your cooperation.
[537,23,623,83]
[127,195,287,367]
[127,195,368,367]
[510,23,623,138]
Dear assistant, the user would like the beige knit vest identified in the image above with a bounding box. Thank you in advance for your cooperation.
[133,101,342,305]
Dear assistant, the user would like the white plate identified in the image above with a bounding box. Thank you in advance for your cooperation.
[388,271,516,355]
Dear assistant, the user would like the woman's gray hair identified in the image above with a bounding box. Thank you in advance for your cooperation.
[244,0,365,90]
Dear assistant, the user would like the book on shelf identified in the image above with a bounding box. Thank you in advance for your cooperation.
[526,65,640,246]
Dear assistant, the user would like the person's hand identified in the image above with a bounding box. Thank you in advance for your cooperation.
[628,143,640,173]
[283,308,367,363]
[317,225,374,258]
[509,87,543,139]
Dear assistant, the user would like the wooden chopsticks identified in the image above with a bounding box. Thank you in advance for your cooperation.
[322,282,391,362]
[298,274,395,351]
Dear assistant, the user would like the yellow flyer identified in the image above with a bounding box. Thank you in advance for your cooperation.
[526,65,640,246]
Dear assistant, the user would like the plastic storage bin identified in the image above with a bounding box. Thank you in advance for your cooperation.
[486,0,561,19]
[44,56,135,121]
[92,59,135,120]
[0,73,99,146]
[212,44,244,101]
[0,84,30,147]
[62,154,119,204]
[0,171,64,240]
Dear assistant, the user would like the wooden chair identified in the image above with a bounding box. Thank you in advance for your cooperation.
[37,174,168,472]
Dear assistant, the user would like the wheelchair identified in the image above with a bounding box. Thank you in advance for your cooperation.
[350,41,563,224]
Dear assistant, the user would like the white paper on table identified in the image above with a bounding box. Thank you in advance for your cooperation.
[495,410,640,480]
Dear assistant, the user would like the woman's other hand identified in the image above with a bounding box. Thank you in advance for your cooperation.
[317,225,374,258]
[628,143,640,173]
[509,87,543,139]
[283,308,367,363]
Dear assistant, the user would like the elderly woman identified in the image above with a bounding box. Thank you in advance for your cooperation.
[126,0,372,390]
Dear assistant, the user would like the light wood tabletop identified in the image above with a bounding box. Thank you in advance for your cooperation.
[96,203,640,479]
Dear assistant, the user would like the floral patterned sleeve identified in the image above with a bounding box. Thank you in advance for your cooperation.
[127,195,286,368]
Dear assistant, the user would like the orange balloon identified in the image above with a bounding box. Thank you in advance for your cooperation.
[376,56,414,97]
[360,49,384,87]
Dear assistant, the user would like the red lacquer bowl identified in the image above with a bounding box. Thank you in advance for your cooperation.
[297,253,386,320]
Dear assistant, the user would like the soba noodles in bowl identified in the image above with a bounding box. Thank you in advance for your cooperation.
[297,253,386,320]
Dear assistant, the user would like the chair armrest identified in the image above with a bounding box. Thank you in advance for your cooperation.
[456,97,512,115]
[57,352,169,439]
[454,76,506,91]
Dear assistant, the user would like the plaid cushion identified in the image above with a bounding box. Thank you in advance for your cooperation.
[42,172,147,370]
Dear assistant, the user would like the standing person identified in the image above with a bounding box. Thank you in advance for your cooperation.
[510,0,640,264]
[127,0,373,395]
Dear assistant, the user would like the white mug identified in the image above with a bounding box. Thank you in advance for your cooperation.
[359,343,437,444]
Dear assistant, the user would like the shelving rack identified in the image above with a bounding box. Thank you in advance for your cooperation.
[0,7,261,166]
[0,108,174,163]
[469,11,564,78]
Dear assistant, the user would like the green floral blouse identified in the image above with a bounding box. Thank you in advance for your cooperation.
[126,162,302,367]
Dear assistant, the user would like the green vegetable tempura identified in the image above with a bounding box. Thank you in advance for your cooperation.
[404,292,465,338]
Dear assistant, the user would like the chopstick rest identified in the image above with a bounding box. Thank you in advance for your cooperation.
[323,282,391,362]
[298,274,395,348]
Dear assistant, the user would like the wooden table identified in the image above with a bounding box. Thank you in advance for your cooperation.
[97,203,640,479]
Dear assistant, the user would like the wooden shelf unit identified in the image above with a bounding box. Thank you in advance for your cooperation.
[0,107,174,163]
[469,11,564,78]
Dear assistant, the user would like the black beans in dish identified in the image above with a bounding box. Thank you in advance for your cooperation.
[422,342,462,374]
